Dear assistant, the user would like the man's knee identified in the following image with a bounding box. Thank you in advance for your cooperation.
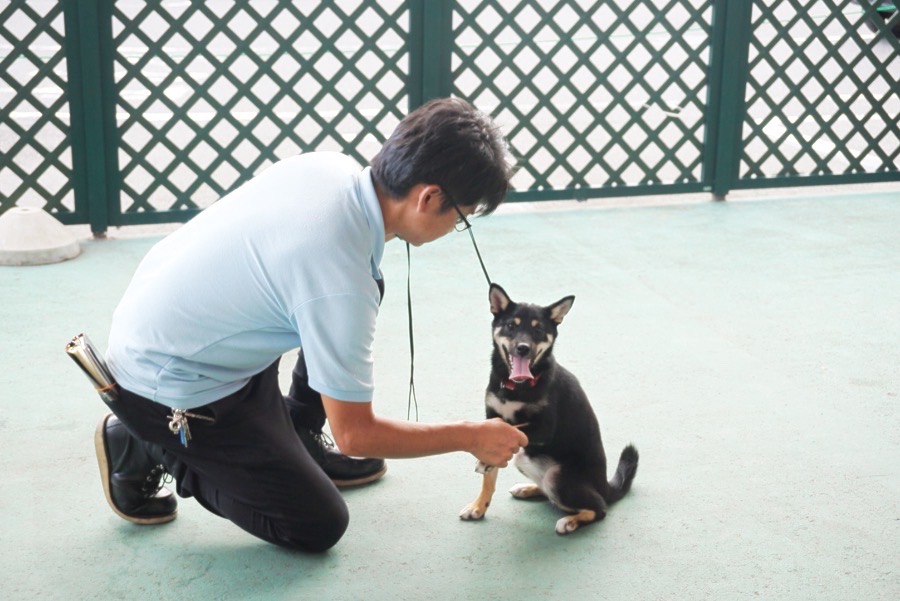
[277,498,349,553]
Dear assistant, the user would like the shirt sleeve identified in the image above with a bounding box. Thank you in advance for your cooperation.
[291,293,378,402]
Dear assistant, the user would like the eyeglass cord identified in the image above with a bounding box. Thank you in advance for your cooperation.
[465,225,492,287]
[405,242,418,420]
[405,226,491,420]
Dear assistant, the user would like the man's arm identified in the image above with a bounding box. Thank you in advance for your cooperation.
[321,395,528,467]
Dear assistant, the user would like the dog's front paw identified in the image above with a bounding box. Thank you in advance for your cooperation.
[459,501,489,521]
[509,483,544,499]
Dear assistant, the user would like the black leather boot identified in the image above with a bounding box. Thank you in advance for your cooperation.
[94,413,177,524]
[288,348,387,488]
[296,428,387,488]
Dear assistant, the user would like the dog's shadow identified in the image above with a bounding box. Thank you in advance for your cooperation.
[489,483,633,554]
[497,492,595,541]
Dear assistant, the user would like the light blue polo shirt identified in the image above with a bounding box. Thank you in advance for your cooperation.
[107,152,385,410]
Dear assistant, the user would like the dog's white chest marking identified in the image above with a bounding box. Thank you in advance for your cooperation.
[485,392,548,424]
[485,392,526,423]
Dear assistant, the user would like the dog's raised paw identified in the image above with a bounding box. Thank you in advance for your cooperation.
[459,502,488,521]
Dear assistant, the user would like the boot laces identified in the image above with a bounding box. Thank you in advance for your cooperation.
[140,464,171,495]
[314,431,335,450]
[306,431,336,463]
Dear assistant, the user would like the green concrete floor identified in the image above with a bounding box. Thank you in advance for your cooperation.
[1,189,898,600]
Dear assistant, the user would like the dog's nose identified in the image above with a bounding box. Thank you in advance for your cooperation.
[515,343,531,357]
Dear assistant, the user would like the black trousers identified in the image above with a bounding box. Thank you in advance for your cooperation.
[111,359,348,552]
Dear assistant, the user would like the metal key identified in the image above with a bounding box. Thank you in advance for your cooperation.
[168,409,214,448]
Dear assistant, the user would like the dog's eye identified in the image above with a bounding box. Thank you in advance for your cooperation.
[504,322,515,332]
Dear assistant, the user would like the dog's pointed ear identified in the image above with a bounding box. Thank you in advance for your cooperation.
[489,284,512,314]
[547,295,575,324]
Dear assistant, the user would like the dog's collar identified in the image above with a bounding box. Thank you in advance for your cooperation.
[501,374,542,390]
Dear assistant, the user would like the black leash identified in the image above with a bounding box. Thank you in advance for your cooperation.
[404,225,491,420]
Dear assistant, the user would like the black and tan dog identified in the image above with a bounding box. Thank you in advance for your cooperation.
[459,284,639,534]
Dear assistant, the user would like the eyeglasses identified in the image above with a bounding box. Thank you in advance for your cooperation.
[451,202,472,232]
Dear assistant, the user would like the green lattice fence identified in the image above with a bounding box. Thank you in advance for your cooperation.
[452,0,714,199]
[0,1,76,218]
[739,1,900,185]
[1,0,411,231]
[448,0,899,200]
[1,1,898,235]
[109,0,408,225]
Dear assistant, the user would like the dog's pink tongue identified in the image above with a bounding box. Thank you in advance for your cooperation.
[510,355,533,382]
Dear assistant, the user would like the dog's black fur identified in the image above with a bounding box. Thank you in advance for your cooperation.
[459,284,639,534]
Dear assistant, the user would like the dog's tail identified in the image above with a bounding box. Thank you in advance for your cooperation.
[606,444,639,503]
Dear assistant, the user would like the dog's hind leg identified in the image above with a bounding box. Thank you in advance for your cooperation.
[550,474,608,535]
[555,509,599,535]
[459,468,499,521]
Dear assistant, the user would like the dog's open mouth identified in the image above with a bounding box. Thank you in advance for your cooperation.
[509,354,534,383]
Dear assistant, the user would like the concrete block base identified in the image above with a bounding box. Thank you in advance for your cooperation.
[0,207,81,266]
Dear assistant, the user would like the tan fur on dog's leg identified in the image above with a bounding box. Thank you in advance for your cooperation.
[459,468,499,520]
[555,509,597,535]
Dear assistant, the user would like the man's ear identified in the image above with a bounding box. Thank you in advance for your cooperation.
[416,184,443,213]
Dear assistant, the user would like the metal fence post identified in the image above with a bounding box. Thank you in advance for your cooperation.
[62,0,118,236]
[705,0,754,200]
[408,0,453,110]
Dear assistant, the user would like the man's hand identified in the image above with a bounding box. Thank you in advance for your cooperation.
[469,418,528,468]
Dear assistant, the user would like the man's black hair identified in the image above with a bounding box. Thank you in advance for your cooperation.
[371,97,514,216]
